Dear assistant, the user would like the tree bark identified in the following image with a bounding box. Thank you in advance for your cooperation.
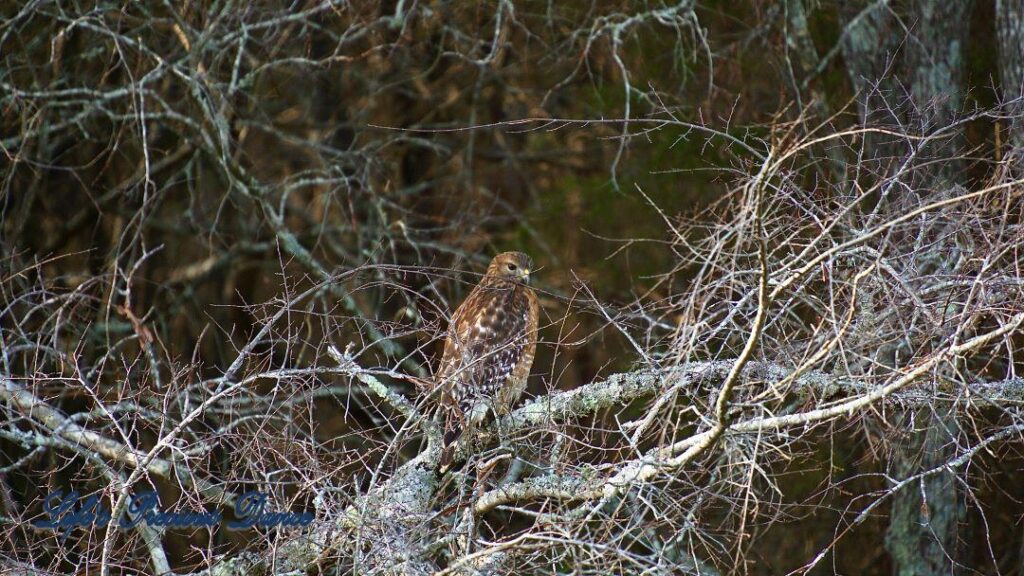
[902,0,974,186]
[838,0,900,123]
[997,0,1024,153]
[996,4,1024,572]
[885,412,966,576]
[838,0,903,169]
[882,2,974,575]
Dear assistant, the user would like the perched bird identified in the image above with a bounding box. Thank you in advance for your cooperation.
[434,252,539,468]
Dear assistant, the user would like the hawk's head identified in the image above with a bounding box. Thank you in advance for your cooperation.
[486,252,533,285]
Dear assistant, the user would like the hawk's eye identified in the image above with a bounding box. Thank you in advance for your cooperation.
[506,263,517,271]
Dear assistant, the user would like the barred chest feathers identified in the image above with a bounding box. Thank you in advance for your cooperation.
[435,251,539,466]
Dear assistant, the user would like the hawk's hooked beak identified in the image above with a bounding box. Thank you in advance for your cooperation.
[520,268,531,284]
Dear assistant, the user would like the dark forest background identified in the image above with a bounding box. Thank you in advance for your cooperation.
[2,1,1024,575]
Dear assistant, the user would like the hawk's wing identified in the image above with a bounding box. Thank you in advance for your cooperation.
[436,286,532,417]
[435,284,538,470]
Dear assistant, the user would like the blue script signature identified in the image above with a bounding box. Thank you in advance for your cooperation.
[33,490,313,540]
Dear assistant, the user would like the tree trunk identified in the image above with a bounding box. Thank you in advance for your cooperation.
[902,0,973,186]
[838,0,900,123]
[997,2,1024,570]
[885,412,966,576]
[838,0,903,172]
[882,2,973,575]
[997,0,1024,154]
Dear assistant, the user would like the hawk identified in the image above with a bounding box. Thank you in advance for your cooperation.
[435,252,539,467]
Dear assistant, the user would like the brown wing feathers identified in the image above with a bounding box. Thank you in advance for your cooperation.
[434,252,539,468]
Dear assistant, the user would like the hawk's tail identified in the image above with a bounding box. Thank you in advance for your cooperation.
[438,424,464,472]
